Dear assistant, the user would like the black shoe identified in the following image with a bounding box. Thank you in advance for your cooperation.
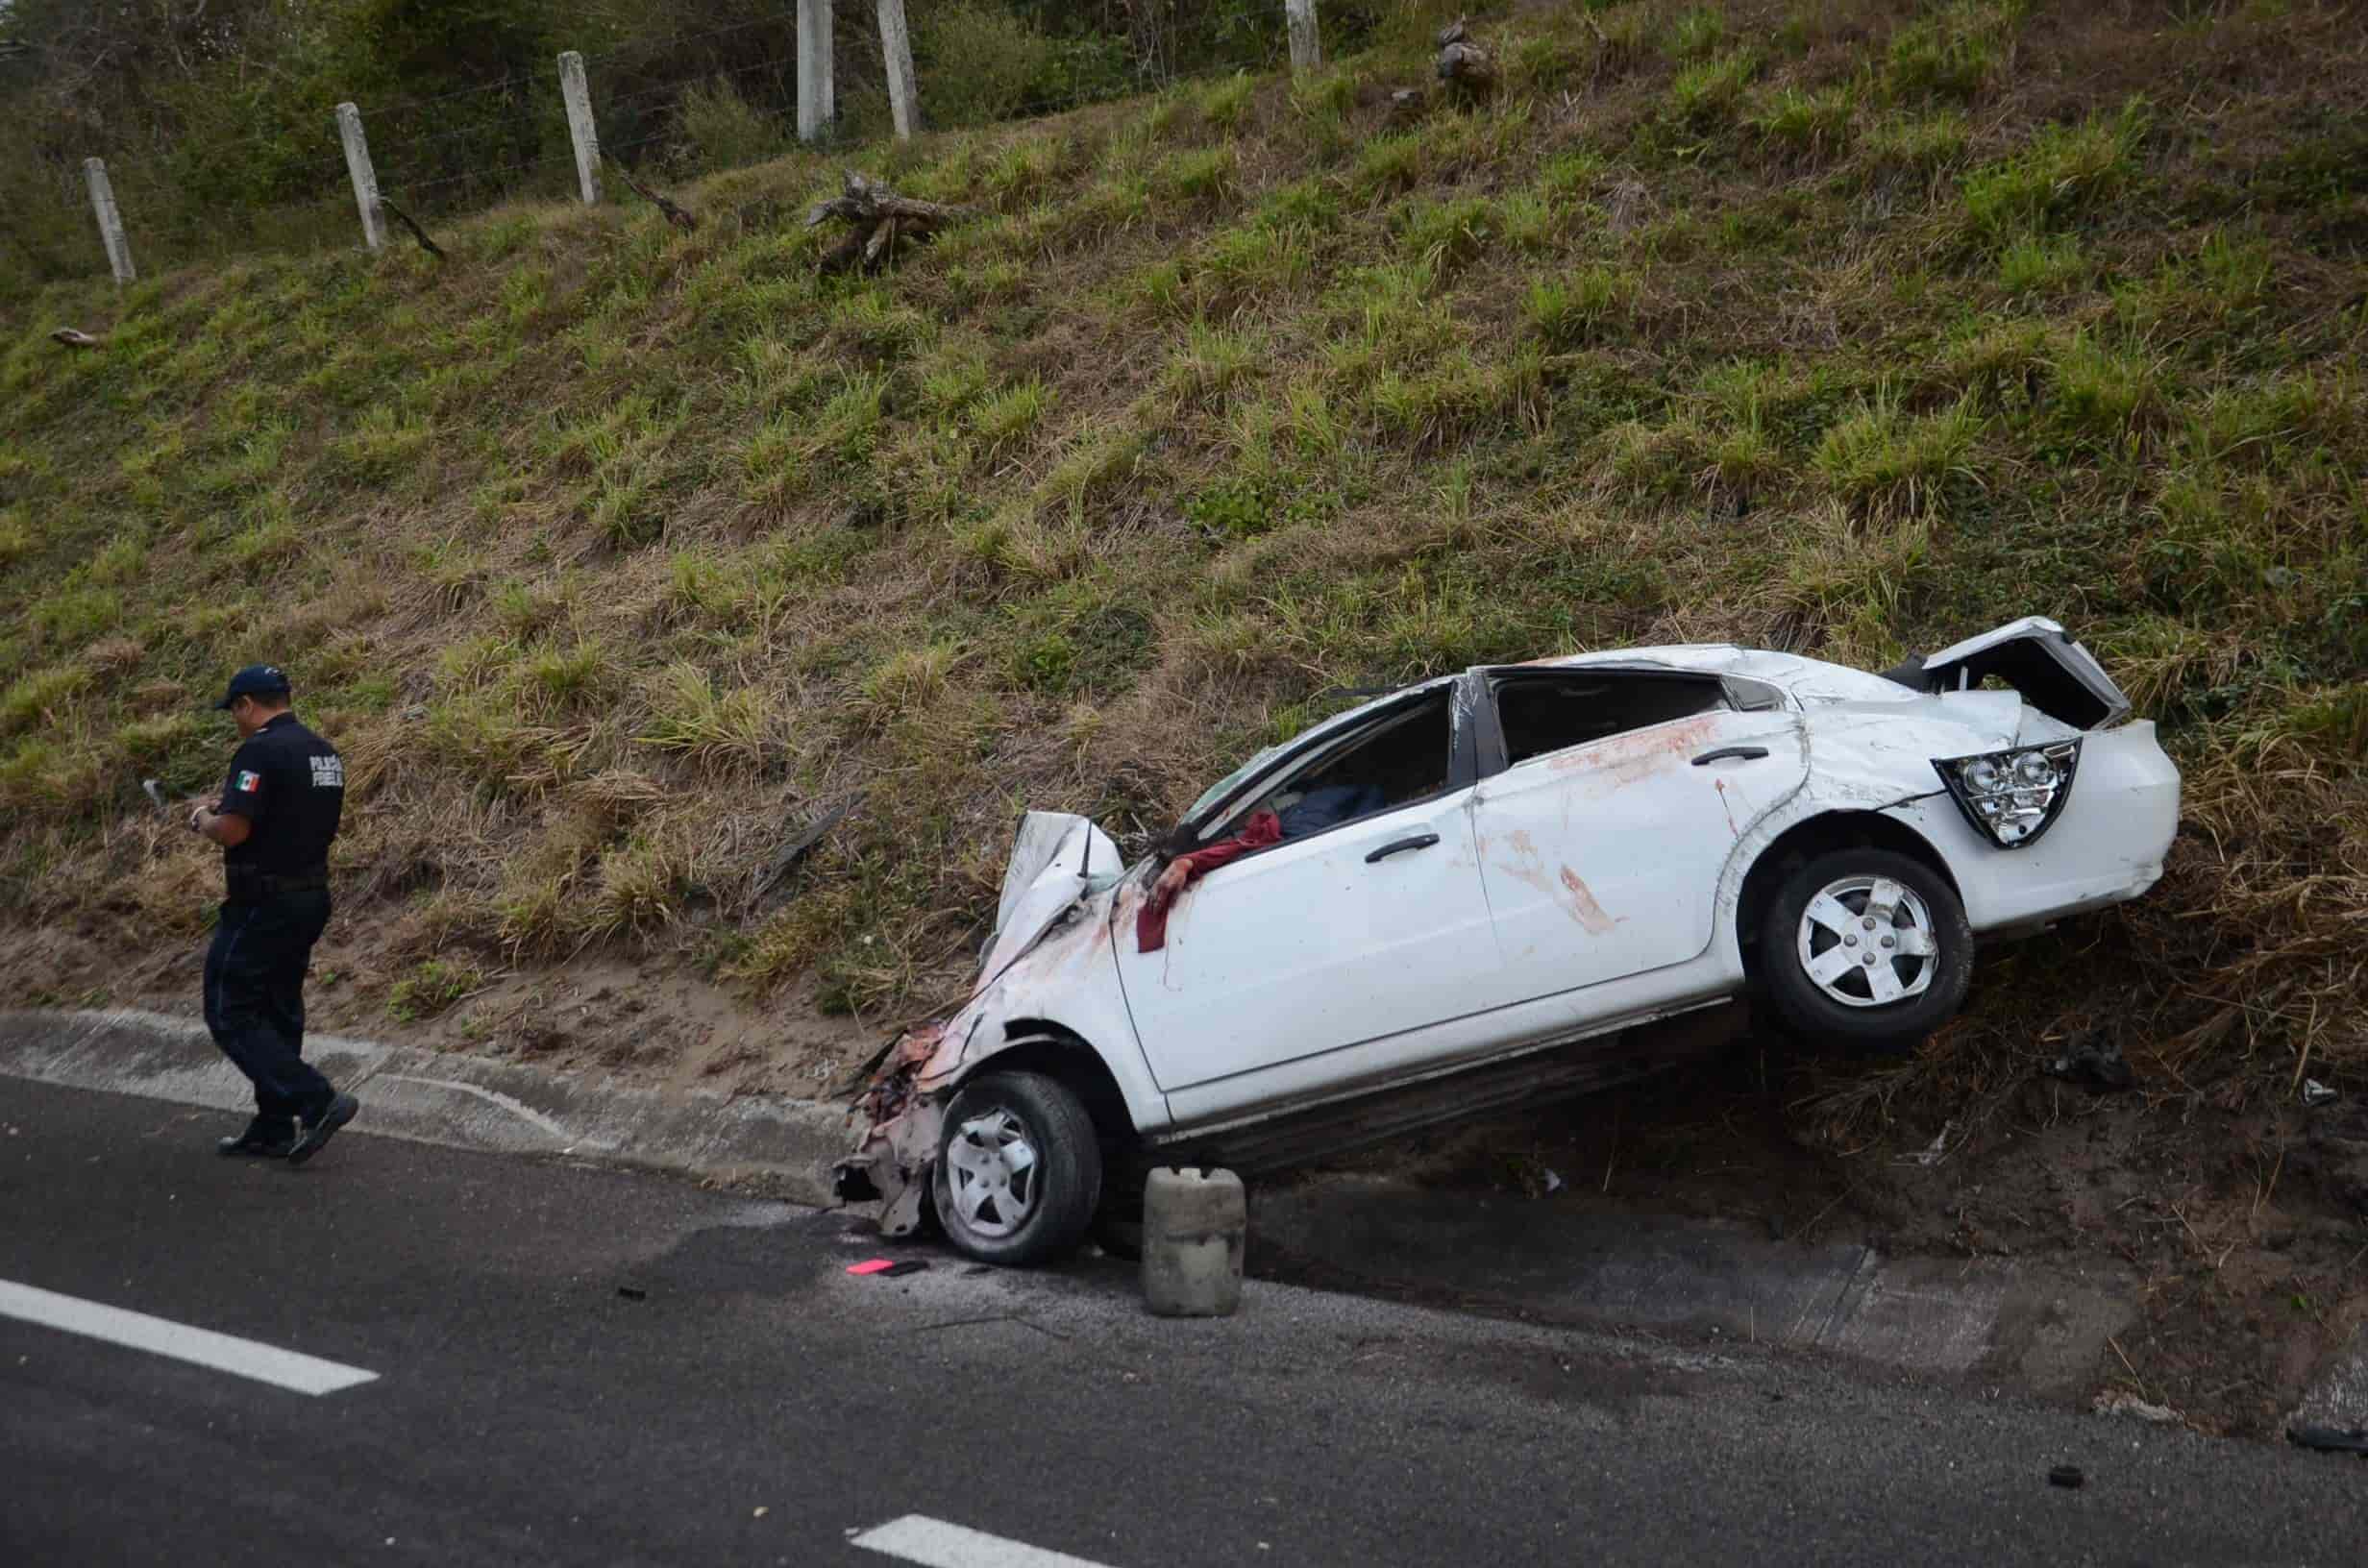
[285,1093,358,1166]
[217,1118,297,1159]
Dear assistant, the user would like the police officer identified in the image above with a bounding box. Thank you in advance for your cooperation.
[187,664,358,1164]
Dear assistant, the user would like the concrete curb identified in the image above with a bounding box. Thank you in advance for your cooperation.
[0,1008,851,1207]
[1249,1174,2137,1396]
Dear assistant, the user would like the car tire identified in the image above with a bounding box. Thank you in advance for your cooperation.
[1759,847,1972,1054]
[1091,1176,1147,1262]
[931,1070,1102,1266]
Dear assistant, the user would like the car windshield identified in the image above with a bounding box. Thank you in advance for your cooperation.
[1182,681,1449,824]
[1184,746,1280,821]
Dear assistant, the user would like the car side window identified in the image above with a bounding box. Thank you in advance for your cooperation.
[1206,689,1455,844]
[1492,674,1728,768]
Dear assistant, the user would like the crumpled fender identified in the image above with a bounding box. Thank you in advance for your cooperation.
[831,813,1127,1234]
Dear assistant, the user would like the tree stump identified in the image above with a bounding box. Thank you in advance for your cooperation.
[803,170,976,275]
[1435,19,1498,100]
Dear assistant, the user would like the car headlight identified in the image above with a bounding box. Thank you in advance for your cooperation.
[1935,741,2081,848]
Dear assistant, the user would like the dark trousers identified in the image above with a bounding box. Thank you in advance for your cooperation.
[204,893,334,1129]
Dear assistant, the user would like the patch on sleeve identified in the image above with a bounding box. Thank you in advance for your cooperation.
[235,770,262,794]
[308,755,345,789]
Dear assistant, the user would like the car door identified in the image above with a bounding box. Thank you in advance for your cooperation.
[1468,669,1808,1006]
[1112,687,1500,1112]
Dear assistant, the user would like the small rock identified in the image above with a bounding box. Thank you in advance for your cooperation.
[2093,1389,2179,1423]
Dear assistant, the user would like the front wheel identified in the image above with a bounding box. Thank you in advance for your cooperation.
[931,1070,1103,1265]
[1759,847,1972,1054]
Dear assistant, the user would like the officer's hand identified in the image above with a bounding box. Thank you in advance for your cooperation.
[186,807,207,835]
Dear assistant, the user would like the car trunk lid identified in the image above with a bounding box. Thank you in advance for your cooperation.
[1887,616,2133,731]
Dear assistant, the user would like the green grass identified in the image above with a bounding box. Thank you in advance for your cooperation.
[1962,103,2148,238]
[1524,267,1638,347]
[386,958,484,1022]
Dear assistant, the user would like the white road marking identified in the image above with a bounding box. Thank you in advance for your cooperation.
[0,1279,379,1396]
[378,1074,574,1140]
[850,1515,1122,1568]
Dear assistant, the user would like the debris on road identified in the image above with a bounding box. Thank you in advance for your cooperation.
[2286,1424,2368,1457]
[1899,1120,1956,1167]
[616,1285,648,1301]
[848,1258,929,1278]
[2048,1465,2084,1489]
[2302,1079,2337,1108]
[2047,1035,2135,1092]
[2092,1390,2180,1424]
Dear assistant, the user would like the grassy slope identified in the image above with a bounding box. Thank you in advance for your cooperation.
[1,4,2362,1092]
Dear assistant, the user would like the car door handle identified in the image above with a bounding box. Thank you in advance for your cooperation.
[1364,833,1441,864]
[1691,746,1770,766]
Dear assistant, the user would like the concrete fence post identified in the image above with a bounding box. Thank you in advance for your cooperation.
[1286,0,1323,75]
[558,50,602,204]
[82,158,136,284]
[334,102,385,251]
[876,0,920,140]
[797,0,834,144]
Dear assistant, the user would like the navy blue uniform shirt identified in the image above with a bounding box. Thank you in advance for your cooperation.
[216,712,344,878]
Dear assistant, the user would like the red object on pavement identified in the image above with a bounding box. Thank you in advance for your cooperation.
[1135,810,1282,954]
[846,1259,896,1276]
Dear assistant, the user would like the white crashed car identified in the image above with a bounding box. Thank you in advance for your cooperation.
[834,616,2180,1263]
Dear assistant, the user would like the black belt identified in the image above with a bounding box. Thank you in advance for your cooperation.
[226,868,330,897]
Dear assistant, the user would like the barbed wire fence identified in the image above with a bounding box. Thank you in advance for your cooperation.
[22,0,1344,290]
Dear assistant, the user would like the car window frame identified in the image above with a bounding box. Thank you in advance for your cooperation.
[1185,675,1483,853]
[1472,667,1745,777]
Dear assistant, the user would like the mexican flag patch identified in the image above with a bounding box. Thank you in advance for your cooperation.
[236,771,261,794]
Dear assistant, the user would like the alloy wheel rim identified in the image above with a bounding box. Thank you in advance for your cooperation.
[945,1108,1040,1237]
[1794,874,1939,1009]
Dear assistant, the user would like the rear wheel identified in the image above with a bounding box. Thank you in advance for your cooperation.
[1759,847,1971,1054]
[931,1070,1102,1265]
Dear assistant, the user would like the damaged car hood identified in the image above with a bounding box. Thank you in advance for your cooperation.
[978,811,1123,982]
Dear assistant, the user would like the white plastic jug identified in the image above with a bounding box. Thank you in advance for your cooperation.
[1141,1166,1246,1317]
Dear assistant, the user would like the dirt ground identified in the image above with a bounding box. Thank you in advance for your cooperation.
[2,913,881,1099]
[9,910,2360,1440]
[1355,1035,2368,1440]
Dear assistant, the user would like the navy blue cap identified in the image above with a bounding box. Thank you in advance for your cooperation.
[215,664,292,710]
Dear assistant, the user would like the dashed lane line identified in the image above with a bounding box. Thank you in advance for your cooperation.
[0,1278,380,1396]
[850,1514,1123,1568]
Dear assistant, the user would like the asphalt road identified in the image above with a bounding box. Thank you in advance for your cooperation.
[3,1079,2360,1568]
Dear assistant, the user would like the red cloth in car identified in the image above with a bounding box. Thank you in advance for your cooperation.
[1136,810,1282,953]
